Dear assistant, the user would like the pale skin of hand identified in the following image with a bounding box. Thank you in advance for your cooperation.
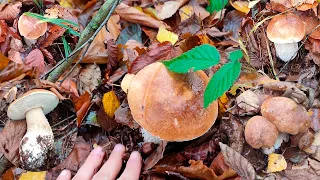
[56,144,142,180]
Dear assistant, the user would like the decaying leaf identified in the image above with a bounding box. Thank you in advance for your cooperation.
[236,90,260,114]
[267,153,287,173]
[24,49,45,74]
[156,26,179,45]
[115,3,163,28]
[219,142,256,179]
[144,141,167,171]
[78,64,101,95]
[0,2,22,21]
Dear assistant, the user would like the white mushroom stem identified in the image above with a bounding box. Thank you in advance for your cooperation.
[262,132,290,155]
[20,107,54,171]
[274,42,299,62]
[141,128,161,144]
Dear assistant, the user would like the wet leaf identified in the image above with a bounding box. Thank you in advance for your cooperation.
[219,142,256,179]
[79,64,101,95]
[144,141,167,171]
[0,120,27,166]
[24,49,45,74]
[129,41,182,74]
[19,171,47,180]
[102,91,120,118]
[0,52,10,71]
[156,27,179,45]
[115,3,163,28]
[0,2,22,21]
[267,153,287,173]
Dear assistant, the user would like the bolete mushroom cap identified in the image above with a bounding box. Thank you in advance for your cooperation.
[245,116,279,149]
[7,89,59,120]
[18,13,47,40]
[127,62,218,141]
[261,97,311,135]
[267,13,305,44]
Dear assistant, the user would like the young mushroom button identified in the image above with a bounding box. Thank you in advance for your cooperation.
[266,13,305,62]
[122,62,219,142]
[7,89,59,171]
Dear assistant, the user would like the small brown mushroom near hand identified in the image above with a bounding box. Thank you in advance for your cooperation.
[7,89,59,171]
[18,13,47,44]
[121,62,218,142]
[245,116,279,149]
[261,97,311,135]
[266,13,305,62]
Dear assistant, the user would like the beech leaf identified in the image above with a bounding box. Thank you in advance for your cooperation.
[0,2,22,21]
[219,142,256,179]
[102,91,120,118]
[24,48,45,74]
[206,0,228,14]
[156,27,179,45]
[163,44,220,73]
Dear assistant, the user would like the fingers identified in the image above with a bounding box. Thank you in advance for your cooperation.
[72,146,105,180]
[92,144,125,180]
[56,169,71,180]
[118,151,142,180]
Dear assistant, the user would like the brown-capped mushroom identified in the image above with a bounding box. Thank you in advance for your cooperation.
[245,116,279,149]
[266,13,305,62]
[18,13,47,40]
[261,96,311,135]
[122,62,218,141]
[7,89,59,171]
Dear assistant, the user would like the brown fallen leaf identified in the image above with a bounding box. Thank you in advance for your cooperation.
[154,160,218,180]
[122,40,146,63]
[24,49,45,74]
[78,64,101,95]
[115,3,163,28]
[106,15,121,41]
[0,62,37,83]
[40,24,66,48]
[144,141,167,171]
[210,152,238,179]
[219,117,245,153]
[155,0,188,20]
[290,129,315,150]
[219,142,256,180]
[129,41,183,74]
[285,168,320,180]
[114,99,140,129]
[97,108,118,132]
[72,91,91,112]
[0,120,27,166]
[7,49,23,64]
[57,77,79,97]
[0,2,22,21]
[106,39,119,72]
[0,52,10,71]
[236,90,260,114]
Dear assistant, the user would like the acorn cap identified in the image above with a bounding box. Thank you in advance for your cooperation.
[261,97,311,135]
[7,89,59,120]
[127,62,218,141]
[18,13,47,39]
[245,116,279,149]
[267,13,305,44]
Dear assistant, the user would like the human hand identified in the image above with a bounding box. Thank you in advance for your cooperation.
[57,144,142,180]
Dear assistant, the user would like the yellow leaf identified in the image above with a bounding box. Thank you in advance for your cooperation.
[19,171,47,180]
[156,26,178,45]
[179,5,194,21]
[0,52,10,71]
[230,1,250,14]
[267,153,287,173]
[218,93,229,118]
[229,84,242,96]
[102,91,120,118]
[59,0,73,8]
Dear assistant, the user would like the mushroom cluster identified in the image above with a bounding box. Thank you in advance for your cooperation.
[7,89,59,171]
[121,62,219,142]
[245,97,311,152]
[267,13,306,62]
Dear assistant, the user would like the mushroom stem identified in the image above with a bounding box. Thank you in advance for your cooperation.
[20,107,54,171]
[274,42,299,62]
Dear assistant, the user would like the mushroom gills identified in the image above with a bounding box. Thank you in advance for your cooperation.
[274,42,299,62]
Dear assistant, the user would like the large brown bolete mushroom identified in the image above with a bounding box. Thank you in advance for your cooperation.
[7,89,59,171]
[245,116,279,149]
[261,97,311,135]
[122,62,218,141]
[18,13,47,40]
[266,13,305,62]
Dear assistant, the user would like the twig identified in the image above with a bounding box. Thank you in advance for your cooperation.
[46,0,121,82]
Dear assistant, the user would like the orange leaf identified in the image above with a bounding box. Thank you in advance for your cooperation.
[72,91,91,111]
[76,101,91,126]
[0,52,10,71]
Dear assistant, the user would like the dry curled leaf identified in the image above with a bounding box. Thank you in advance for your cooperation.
[115,3,163,28]
[24,49,45,74]
[78,64,101,95]
[219,142,256,180]
[0,2,22,21]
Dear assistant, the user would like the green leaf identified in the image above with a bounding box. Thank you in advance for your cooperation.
[24,12,80,36]
[206,0,228,14]
[229,49,243,62]
[163,44,220,73]
[204,60,241,108]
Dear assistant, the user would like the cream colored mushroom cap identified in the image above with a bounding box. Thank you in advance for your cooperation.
[7,89,59,120]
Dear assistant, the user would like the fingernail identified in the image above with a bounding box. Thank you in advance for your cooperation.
[93,146,104,155]
[130,151,141,160]
[114,144,125,152]
[60,169,69,176]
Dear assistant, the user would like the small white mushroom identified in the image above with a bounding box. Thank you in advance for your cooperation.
[7,89,59,171]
